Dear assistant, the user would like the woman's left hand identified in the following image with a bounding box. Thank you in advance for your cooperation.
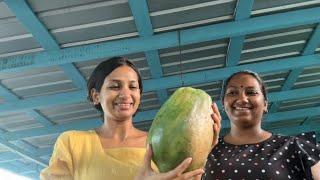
[134,144,204,180]
[211,102,221,148]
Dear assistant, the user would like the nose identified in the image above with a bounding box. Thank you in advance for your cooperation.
[237,91,249,102]
[118,87,130,98]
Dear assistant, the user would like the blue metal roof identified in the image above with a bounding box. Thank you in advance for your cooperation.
[0,0,320,179]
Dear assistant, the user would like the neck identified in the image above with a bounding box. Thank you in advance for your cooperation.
[226,123,271,145]
[99,116,135,141]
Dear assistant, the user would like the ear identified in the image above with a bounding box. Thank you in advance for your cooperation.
[91,88,100,105]
[263,100,268,113]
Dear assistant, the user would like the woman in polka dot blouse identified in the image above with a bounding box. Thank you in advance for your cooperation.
[203,70,320,180]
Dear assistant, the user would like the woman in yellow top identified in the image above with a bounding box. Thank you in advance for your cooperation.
[40,56,212,180]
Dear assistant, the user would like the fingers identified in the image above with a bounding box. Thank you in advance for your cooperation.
[179,169,204,179]
[211,102,222,147]
[143,144,153,170]
[211,103,221,119]
[164,158,192,178]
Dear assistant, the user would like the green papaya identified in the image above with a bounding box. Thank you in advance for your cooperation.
[148,87,213,173]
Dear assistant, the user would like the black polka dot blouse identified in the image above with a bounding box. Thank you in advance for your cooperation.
[202,132,320,180]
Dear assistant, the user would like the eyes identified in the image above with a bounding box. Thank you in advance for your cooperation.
[226,89,260,97]
[107,83,139,91]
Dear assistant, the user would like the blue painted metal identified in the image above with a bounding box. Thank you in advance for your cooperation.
[2,161,38,175]
[269,68,304,112]
[59,63,87,89]
[0,84,53,126]
[4,86,320,141]
[0,90,87,113]
[5,0,87,91]
[4,0,59,50]
[302,23,320,55]
[301,117,313,125]
[145,51,168,104]
[0,163,29,175]
[0,55,320,113]
[0,147,50,163]
[267,86,320,102]
[0,31,177,73]
[143,55,320,92]
[0,137,48,167]
[128,0,153,36]
[35,147,53,157]
[11,140,38,155]
[0,7,320,73]
[226,36,246,66]
[266,106,320,124]
[0,152,21,162]
[129,0,168,104]
[270,23,320,112]
[226,0,253,67]
[4,118,102,141]
[0,84,19,100]
[25,110,54,127]
[181,7,320,45]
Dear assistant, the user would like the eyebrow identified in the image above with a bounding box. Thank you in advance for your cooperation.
[227,86,259,89]
[107,79,138,83]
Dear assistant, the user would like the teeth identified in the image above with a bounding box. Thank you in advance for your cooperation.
[234,107,250,110]
[115,103,133,107]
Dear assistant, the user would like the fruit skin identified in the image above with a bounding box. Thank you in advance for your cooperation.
[148,87,213,173]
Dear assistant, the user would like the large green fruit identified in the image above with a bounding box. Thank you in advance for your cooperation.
[148,87,213,173]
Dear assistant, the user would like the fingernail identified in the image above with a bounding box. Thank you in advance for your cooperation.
[186,157,192,164]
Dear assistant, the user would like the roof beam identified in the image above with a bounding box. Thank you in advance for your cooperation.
[269,23,320,112]
[3,87,320,140]
[129,0,168,104]
[226,0,253,67]
[0,137,47,167]
[143,54,320,92]
[0,55,319,113]
[0,90,87,113]
[0,147,51,163]
[303,23,320,55]
[4,0,86,89]
[0,7,320,72]
[0,84,54,127]
[3,0,59,50]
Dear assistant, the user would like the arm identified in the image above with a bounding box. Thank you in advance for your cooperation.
[134,145,204,180]
[312,161,320,180]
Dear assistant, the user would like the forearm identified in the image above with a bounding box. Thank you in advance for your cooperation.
[311,161,320,180]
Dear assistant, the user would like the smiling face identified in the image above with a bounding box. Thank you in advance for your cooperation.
[223,73,268,128]
[92,65,141,121]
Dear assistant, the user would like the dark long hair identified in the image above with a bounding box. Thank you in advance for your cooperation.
[87,56,143,117]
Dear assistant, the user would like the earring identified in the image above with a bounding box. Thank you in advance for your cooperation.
[263,110,268,114]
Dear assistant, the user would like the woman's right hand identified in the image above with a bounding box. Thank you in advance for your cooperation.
[134,145,204,180]
[211,102,221,148]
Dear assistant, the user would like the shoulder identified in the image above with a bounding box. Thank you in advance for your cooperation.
[57,130,96,144]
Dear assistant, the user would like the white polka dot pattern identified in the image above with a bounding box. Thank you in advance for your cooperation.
[202,132,320,180]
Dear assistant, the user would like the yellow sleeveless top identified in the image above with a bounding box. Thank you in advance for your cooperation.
[40,130,156,180]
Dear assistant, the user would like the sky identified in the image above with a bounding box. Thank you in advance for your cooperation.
[0,169,32,180]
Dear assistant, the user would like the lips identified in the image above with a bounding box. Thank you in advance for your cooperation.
[233,107,252,110]
[232,105,253,113]
[114,102,133,110]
